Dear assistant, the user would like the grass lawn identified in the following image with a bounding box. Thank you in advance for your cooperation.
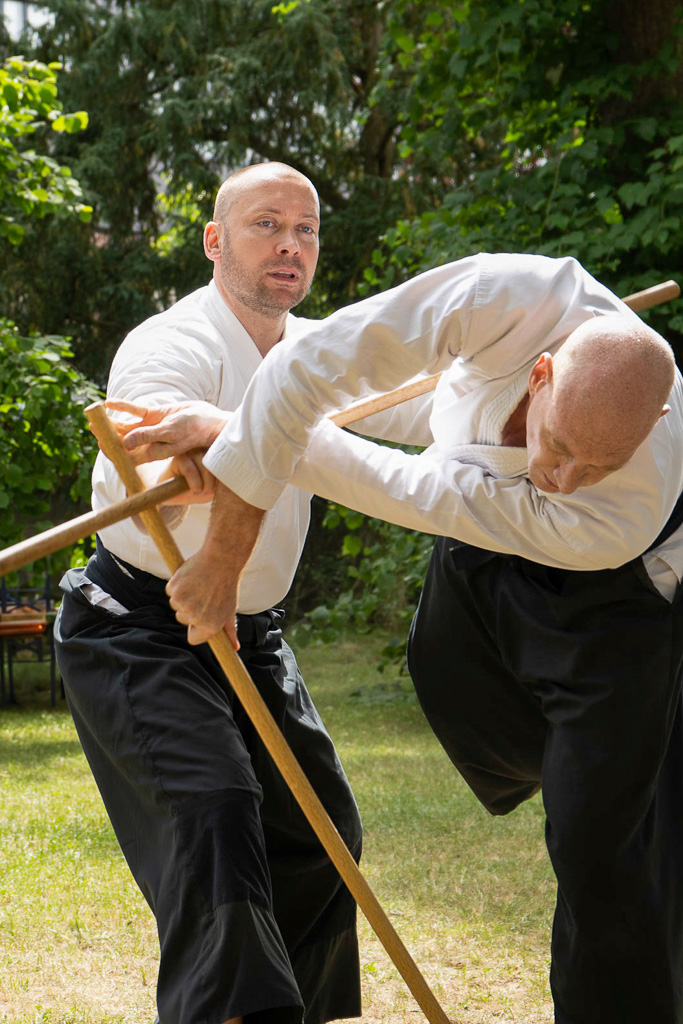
[0,634,555,1024]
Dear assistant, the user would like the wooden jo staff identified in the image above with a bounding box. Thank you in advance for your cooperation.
[84,401,453,1024]
[0,477,188,575]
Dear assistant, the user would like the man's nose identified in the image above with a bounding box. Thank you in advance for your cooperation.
[554,461,582,494]
[276,228,300,256]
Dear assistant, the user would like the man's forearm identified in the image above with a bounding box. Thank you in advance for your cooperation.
[201,481,265,570]
[165,482,265,648]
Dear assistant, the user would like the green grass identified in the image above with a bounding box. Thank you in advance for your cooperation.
[0,637,555,1023]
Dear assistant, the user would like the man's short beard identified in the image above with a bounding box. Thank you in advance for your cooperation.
[221,240,309,318]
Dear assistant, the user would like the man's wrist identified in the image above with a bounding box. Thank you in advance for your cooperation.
[202,483,265,564]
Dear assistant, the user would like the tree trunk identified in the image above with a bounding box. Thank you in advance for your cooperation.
[603,0,683,118]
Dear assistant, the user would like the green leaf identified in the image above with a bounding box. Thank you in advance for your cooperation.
[308,605,331,626]
[617,181,649,209]
[345,511,365,530]
[342,534,362,557]
[64,110,89,133]
[393,33,416,54]
[0,220,25,245]
[271,0,306,13]
[3,81,19,112]
[633,118,657,142]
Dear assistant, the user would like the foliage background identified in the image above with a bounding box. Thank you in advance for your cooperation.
[0,54,97,582]
[1,0,681,630]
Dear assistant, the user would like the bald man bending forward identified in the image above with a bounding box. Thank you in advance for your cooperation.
[54,164,362,1024]
[167,252,683,1022]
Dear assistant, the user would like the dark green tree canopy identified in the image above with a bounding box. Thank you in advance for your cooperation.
[2,0,444,377]
[2,0,681,377]
[365,0,683,347]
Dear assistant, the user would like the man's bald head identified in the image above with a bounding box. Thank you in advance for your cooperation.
[213,162,319,227]
[553,316,675,454]
[525,315,675,494]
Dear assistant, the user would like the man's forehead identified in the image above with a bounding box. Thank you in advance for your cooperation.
[231,175,319,217]
[547,403,635,467]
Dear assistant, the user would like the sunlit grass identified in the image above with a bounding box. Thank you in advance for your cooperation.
[0,637,555,1023]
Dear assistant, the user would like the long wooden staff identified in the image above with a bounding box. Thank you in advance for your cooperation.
[0,478,188,575]
[85,400,452,1024]
[0,277,678,578]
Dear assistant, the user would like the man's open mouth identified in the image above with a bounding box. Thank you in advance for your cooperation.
[268,267,300,281]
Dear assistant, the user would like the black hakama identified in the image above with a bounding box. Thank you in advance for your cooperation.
[55,541,362,1024]
[408,537,683,1024]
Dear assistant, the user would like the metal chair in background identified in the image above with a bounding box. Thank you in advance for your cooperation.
[0,570,59,707]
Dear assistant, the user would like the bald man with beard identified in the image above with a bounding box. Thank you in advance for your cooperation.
[54,163,365,1024]
[159,252,683,1023]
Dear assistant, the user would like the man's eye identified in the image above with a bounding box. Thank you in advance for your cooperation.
[298,225,316,235]
[258,220,274,227]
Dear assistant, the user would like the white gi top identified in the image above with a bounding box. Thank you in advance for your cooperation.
[93,280,318,615]
[203,253,683,596]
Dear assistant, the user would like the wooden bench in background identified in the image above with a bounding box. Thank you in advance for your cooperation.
[0,576,60,708]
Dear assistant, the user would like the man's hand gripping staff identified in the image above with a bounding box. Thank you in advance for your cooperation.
[166,483,264,649]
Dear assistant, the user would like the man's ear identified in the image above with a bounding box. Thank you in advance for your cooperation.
[528,352,554,396]
[203,221,221,262]
[659,404,671,420]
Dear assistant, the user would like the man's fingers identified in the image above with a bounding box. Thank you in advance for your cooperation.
[106,398,148,416]
[186,621,239,649]
[185,621,239,649]
[124,439,179,463]
[127,444,156,466]
[106,398,168,424]
[171,606,193,626]
[175,453,204,494]
[166,554,240,651]
[173,605,239,649]
[224,619,240,650]
[123,425,173,449]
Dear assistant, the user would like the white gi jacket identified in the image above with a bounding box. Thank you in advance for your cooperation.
[93,281,318,614]
[202,253,683,597]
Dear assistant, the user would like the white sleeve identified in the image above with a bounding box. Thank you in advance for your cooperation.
[290,418,673,571]
[107,326,223,407]
[203,255,483,507]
